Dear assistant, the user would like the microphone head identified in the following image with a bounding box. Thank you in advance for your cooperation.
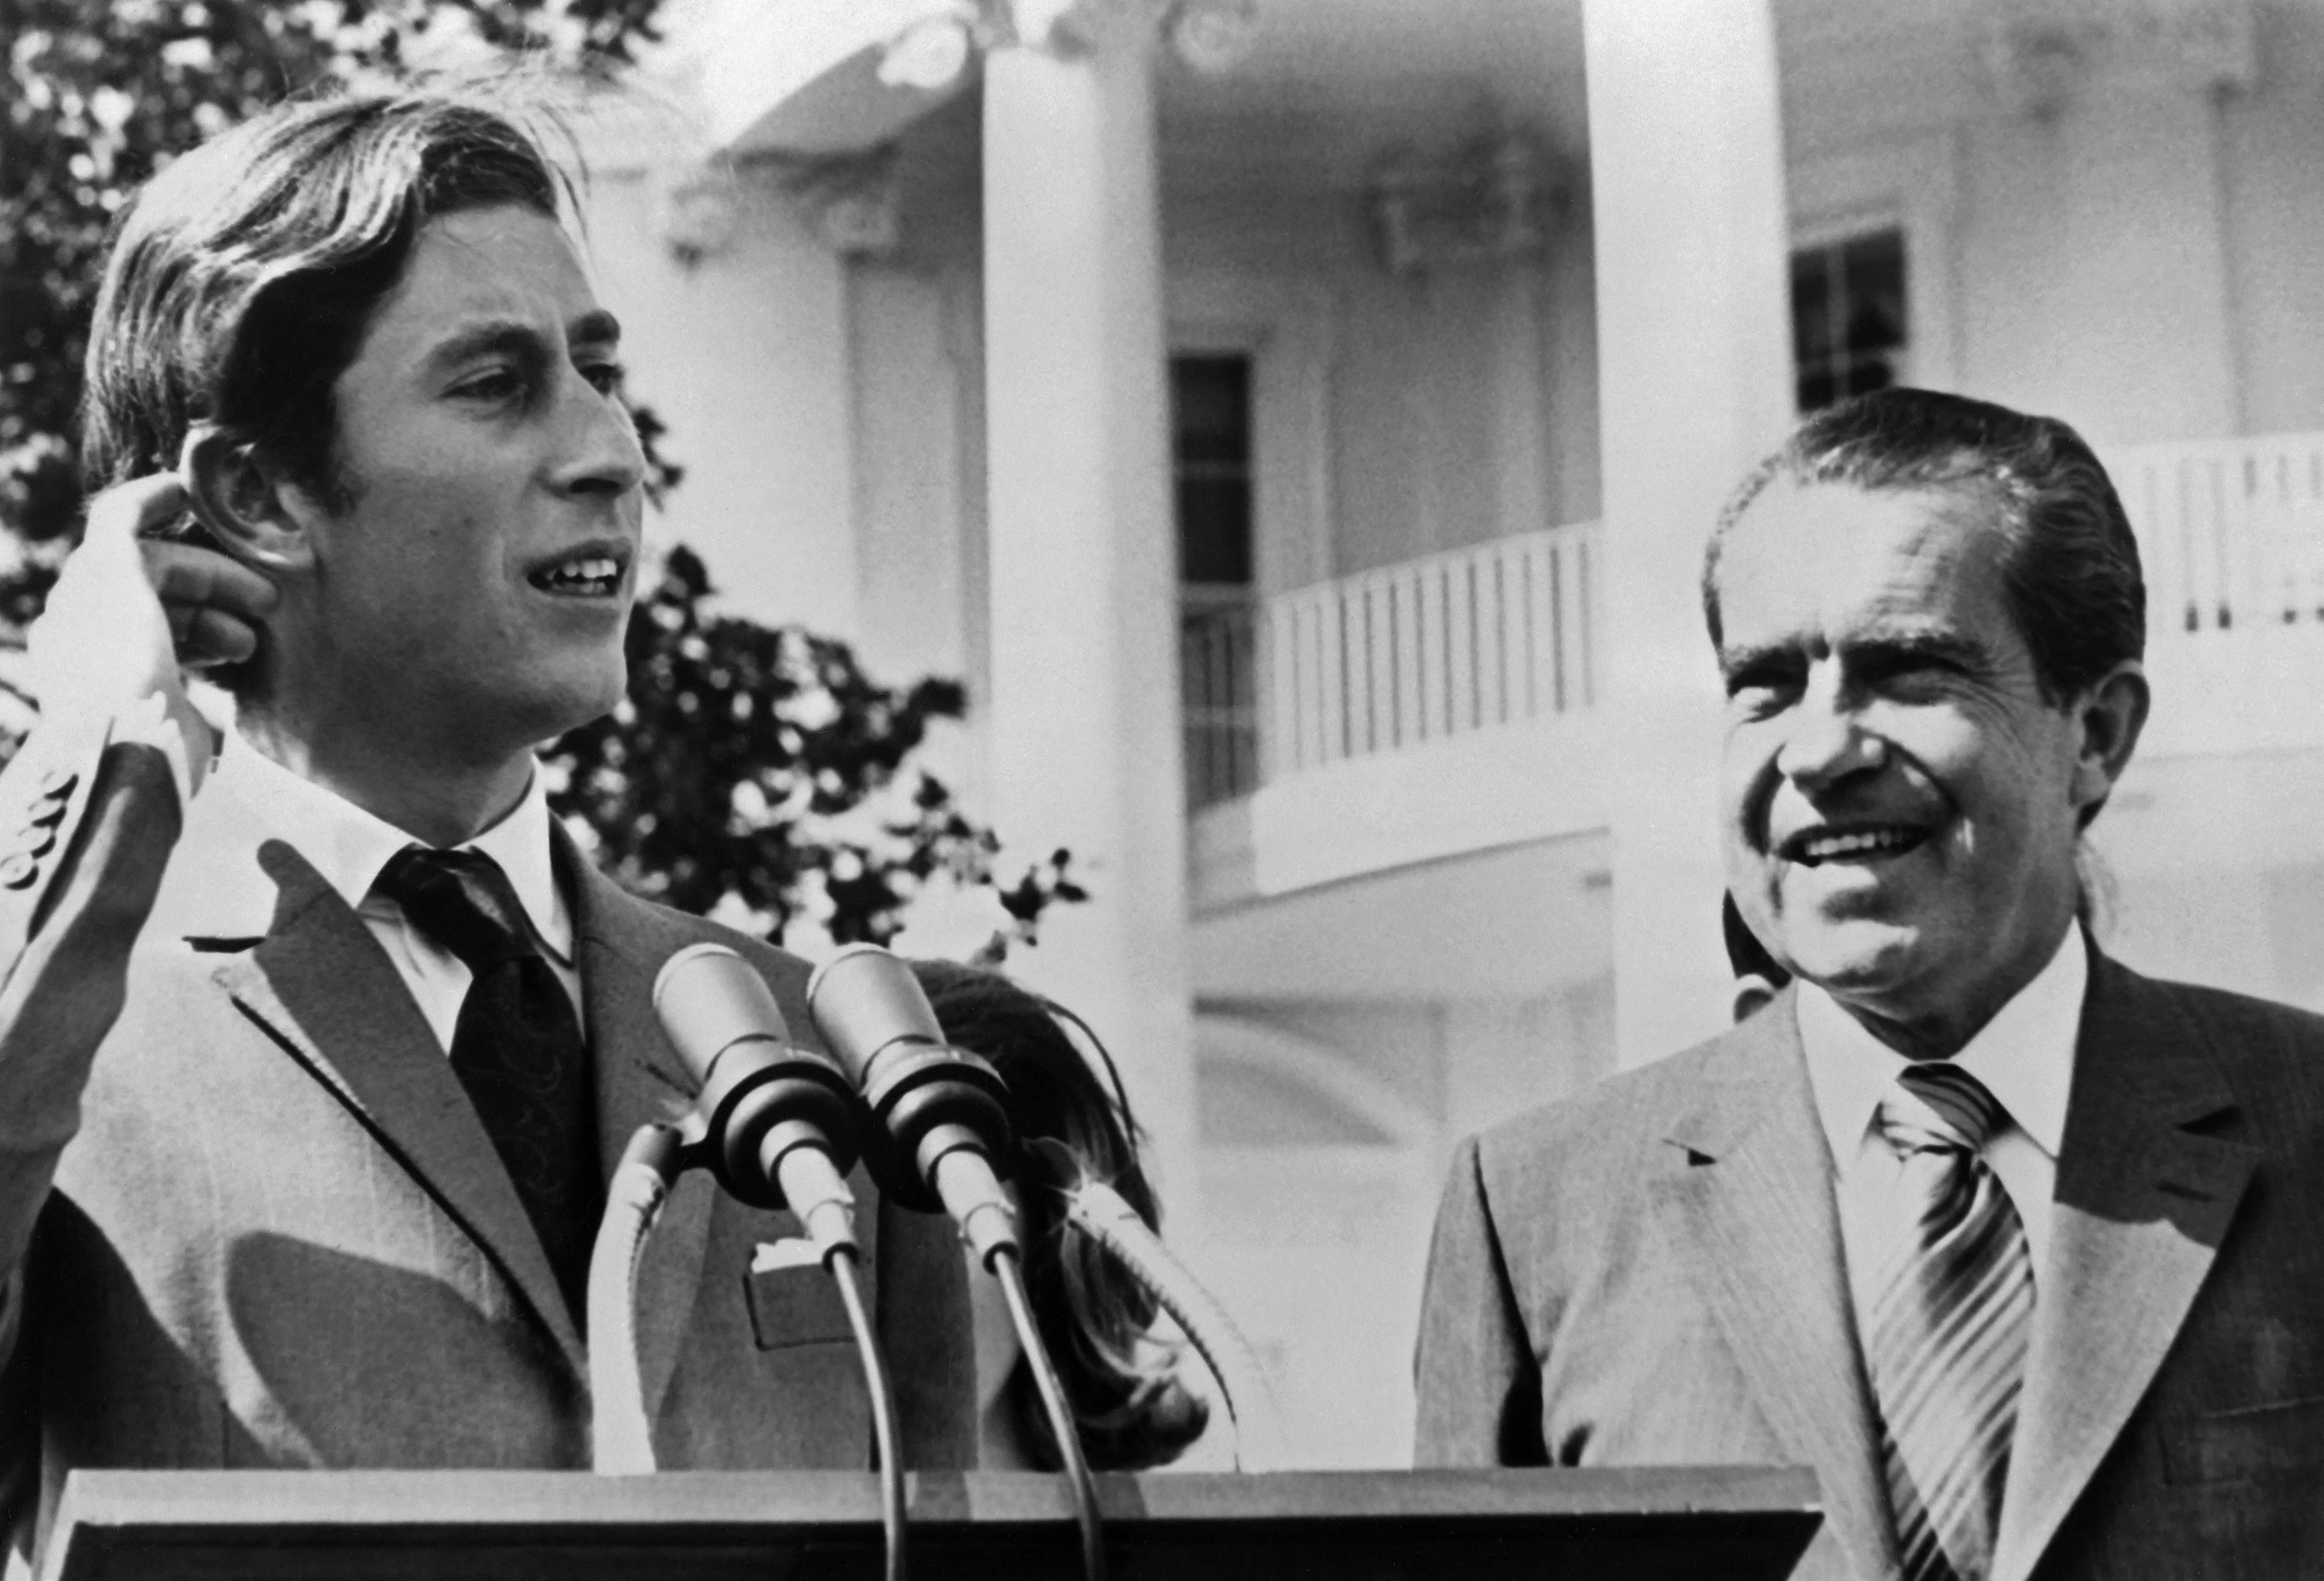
[654,941,864,1207]
[805,943,946,1086]
[806,943,1016,1212]
[654,942,791,1087]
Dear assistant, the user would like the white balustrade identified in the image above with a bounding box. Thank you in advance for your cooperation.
[1261,521,1601,782]
[1180,602,1261,811]
[2109,431,2324,637]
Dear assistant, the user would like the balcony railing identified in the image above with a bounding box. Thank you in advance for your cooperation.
[2110,431,2324,636]
[1262,522,1601,778]
[1182,602,1262,812]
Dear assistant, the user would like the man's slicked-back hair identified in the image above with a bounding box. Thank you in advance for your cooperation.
[1702,388,2146,705]
[79,76,576,508]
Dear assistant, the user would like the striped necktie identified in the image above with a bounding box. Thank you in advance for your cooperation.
[1866,1062,2033,1581]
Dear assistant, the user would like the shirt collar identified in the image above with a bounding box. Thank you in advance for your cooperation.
[1797,917,2086,1169]
[208,732,571,963]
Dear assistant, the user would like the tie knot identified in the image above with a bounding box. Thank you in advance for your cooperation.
[375,845,535,974]
[1880,1062,2007,1155]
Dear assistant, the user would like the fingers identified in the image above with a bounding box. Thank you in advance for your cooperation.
[140,541,278,624]
[143,537,276,669]
[172,606,260,669]
[82,472,193,549]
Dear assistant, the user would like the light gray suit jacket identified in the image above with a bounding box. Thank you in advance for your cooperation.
[1414,955,2324,1581]
[0,722,977,1566]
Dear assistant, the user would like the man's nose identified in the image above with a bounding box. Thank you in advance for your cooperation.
[1774,667,1885,791]
[550,372,647,500]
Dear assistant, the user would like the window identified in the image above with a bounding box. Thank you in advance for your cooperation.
[1173,356,1255,587]
[1172,354,1259,810]
[1790,228,1907,412]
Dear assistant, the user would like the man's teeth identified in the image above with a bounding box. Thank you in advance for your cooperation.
[1797,828,1920,862]
[535,557,621,592]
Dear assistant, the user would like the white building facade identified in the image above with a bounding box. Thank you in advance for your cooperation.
[581,0,2324,1466]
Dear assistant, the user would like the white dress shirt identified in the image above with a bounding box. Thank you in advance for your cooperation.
[1797,919,2085,1326]
[206,734,582,1052]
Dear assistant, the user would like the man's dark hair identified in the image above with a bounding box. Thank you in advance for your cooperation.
[1702,388,2146,706]
[79,79,575,511]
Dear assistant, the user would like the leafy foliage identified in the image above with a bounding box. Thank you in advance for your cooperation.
[545,546,1077,953]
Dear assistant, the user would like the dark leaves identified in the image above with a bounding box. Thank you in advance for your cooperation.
[544,545,1081,954]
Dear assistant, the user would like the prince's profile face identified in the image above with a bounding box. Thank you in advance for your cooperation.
[271,203,645,753]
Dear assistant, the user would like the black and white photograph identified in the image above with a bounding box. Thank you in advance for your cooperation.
[1,0,2319,1576]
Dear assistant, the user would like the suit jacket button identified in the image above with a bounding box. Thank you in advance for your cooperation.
[35,768,76,799]
[0,854,38,890]
[24,799,65,829]
[12,828,54,861]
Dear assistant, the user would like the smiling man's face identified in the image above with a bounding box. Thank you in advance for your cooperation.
[276,202,644,763]
[1715,478,2095,1052]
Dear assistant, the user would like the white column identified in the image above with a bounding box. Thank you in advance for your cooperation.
[1583,0,1794,1067]
[980,7,1200,1203]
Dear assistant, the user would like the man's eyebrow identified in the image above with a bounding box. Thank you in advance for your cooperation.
[424,312,621,368]
[1847,628,1991,668]
[424,319,546,370]
[1718,640,1799,679]
[1717,628,1989,680]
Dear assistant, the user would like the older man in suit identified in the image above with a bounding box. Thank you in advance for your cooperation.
[0,83,974,1566]
[1414,388,2324,1580]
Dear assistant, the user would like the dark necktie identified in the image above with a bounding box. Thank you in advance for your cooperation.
[375,845,602,1332]
[1867,1063,2034,1581]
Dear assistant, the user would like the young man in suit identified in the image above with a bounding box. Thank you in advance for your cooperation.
[0,83,977,1563]
[1415,389,2324,1580]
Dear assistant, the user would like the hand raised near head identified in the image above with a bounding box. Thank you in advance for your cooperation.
[141,532,277,671]
[27,473,277,796]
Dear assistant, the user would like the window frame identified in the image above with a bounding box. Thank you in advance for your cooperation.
[1788,131,1962,399]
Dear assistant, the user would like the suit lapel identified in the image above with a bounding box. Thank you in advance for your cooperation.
[216,838,589,1381]
[562,838,718,1426]
[1992,953,2257,1581]
[1652,994,1900,1581]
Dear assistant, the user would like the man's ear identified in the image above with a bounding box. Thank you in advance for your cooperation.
[2069,659,2151,817]
[178,425,317,576]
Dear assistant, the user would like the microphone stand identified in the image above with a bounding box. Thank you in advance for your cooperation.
[990,1240,1108,1581]
[584,1122,911,1581]
[588,944,913,1581]
[808,945,1110,1581]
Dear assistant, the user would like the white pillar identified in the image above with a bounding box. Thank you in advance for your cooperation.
[1584,0,1794,1066]
[980,8,1200,1205]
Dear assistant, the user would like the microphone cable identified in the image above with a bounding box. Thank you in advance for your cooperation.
[806,944,1110,1581]
[1049,1160,1285,1473]
[827,1241,907,1581]
[589,1123,684,1475]
[649,943,912,1581]
[991,1241,1106,1581]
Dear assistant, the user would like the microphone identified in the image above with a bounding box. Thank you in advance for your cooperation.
[805,944,1019,1266]
[653,946,913,1580]
[810,946,1109,1581]
[652,943,862,1252]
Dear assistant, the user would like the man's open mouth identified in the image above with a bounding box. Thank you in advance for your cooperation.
[1778,825,1930,866]
[527,549,628,597]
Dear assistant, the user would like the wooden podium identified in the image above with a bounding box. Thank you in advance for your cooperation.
[41,1467,1819,1580]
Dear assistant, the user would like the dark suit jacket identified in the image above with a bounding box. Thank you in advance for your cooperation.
[1414,952,2324,1581]
[0,721,977,1565]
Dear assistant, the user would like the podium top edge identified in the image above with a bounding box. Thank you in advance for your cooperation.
[54,1465,1821,1530]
